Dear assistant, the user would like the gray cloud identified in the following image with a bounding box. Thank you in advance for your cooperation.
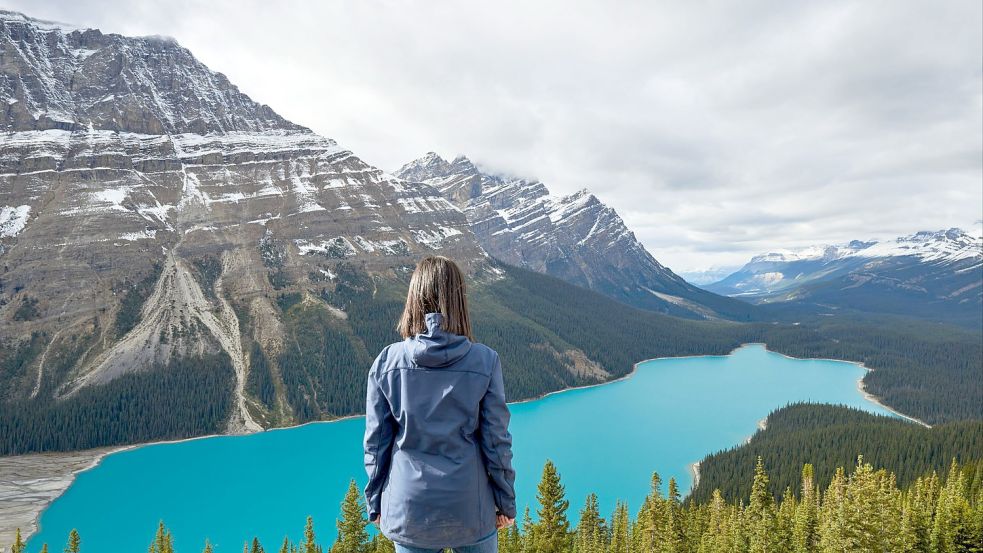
[10,0,982,272]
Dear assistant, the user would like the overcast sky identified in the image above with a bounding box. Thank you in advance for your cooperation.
[11,0,983,274]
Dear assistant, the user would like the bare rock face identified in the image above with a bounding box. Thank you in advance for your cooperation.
[397,153,752,320]
[0,11,487,429]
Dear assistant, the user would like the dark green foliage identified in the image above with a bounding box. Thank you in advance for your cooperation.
[114,264,162,337]
[486,264,748,369]
[691,403,983,504]
[0,332,45,401]
[12,295,39,321]
[0,353,235,455]
[276,292,303,313]
[246,341,276,409]
[190,256,222,302]
[756,313,983,424]
[279,303,372,421]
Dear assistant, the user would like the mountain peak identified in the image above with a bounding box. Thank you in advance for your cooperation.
[1,13,306,135]
[396,152,453,183]
[395,153,750,320]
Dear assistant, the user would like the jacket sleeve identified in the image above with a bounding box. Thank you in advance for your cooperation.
[363,353,396,521]
[478,353,517,518]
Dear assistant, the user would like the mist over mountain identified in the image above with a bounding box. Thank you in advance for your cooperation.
[397,152,753,320]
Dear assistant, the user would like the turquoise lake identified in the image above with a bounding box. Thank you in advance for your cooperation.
[28,344,898,551]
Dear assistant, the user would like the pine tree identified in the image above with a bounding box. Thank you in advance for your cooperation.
[520,506,535,553]
[609,500,630,553]
[368,533,395,553]
[332,480,369,553]
[931,460,968,553]
[500,519,523,553]
[41,545,49,553]
[203,540,214,553]
[746,457,779,553]
[698,489,735,553]
[279,537,291,553]
[534,459,571,553]
[11,528,25,553]
[64,529,81,553]
[302,516,321,553]
[148,522,173,553]
[636,472,663,552]
[793,464,818,553]
[664,477,686,553]
[251,537,266,553]
[575,492,605,553]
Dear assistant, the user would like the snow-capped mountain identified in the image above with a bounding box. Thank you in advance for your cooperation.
[707,228,982,326]
[0,11,487,430]
[396,152,752,320]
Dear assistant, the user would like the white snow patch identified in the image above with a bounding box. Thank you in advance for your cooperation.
[412,226,463,249]
[118,229,158,241]
[0,205,31,237]
[295,237,357,258]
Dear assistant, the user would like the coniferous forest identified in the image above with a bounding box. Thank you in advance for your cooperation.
[0,262,980,455]
[11,457,982,553]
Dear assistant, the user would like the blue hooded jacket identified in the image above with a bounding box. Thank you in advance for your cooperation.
[363,312,517,548]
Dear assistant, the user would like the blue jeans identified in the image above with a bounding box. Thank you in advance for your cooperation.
[393,529,498,553]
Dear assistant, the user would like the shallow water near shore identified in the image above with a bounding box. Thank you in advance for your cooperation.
[27,344,898,551]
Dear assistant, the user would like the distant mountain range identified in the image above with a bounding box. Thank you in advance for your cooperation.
[706,228,982,326]
[396,153,752,320]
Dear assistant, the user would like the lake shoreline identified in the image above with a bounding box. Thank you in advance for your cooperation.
[3,342,924,547]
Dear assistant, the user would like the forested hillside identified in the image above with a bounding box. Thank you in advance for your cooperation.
[2,262,980,455]
[17,457,983,553]
[691,403,983,504]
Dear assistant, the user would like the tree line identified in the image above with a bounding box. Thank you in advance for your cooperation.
[691,403,983,503]
[12,456,981,553]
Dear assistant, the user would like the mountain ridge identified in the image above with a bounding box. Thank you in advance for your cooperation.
[396,151,754,321]
[707,227,982,326]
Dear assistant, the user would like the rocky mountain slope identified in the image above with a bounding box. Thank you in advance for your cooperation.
[396,152,752,320]
[1,10,758,457]
[706,228,982,326]
[0,10,489,436]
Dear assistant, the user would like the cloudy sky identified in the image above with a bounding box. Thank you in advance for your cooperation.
[12,0,983,275]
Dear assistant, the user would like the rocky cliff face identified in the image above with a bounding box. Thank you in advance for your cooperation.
[397,152,752,320]
[0,11,488,432]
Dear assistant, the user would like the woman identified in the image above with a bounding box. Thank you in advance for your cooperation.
[363,256,517,553]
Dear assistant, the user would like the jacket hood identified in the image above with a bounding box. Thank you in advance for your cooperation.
[410,312,472,367]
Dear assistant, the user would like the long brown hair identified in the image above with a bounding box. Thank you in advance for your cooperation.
[397,256,473,340]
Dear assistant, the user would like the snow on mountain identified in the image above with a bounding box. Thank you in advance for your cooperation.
[0,10,487,428]
[746,229,980,267]
[396,152,752,320]
[706,228,982,326]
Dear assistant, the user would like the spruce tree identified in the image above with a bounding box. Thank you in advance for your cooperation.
[368,533,395,553]
[534,459,571,553]
[500,519,522,553]
[11,528,25,553]
[332,479,369,553]
[41,544,49,553]
[746,457,779,553]
[64,529,81,553]
[148,522,174,553]
[520,506,535,553]
[279,537,291,553]
[575,492,605,553]
[609,500,630,553]
[793,464,818,553]
[251,537,266,553]
[302,516,321,553]
[203,540,214,553]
